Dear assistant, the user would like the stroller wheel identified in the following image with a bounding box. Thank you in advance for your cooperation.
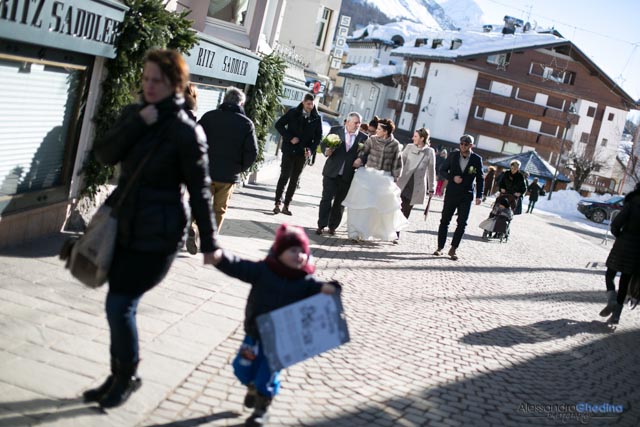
[482,231,489,240]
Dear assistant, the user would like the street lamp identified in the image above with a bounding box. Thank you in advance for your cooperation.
[548,105,577,200]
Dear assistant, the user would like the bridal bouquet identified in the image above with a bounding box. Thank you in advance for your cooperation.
[322,134,342,149]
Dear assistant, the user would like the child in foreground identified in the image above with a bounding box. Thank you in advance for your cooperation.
[209,224,337,427]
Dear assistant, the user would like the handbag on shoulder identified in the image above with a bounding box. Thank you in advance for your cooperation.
[60,122,168,288]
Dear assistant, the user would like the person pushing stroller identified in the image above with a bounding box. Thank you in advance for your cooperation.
[480,194,516,242]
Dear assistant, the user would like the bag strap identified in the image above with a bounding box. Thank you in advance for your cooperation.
[112,119,173,212]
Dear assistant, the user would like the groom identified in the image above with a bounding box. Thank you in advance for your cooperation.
[316,112,368,235]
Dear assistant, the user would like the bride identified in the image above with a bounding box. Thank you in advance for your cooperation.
[342,118,407,241]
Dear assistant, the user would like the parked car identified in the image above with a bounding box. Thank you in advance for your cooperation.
[576,195,624,223]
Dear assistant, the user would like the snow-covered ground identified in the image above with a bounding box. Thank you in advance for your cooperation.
[524,189,614,234]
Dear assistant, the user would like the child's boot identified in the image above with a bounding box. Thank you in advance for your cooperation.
[245,393,272,427]
[599,290,617,317]
[243,384,257,409]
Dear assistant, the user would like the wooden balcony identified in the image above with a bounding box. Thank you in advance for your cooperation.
[387,99,403,112]
[467,117,571,152]
[404,102,420,115]
[474,90,544,117]
[410,76,426,89]
[543,108,580,126]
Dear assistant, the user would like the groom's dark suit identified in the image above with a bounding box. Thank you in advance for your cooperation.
[437,150,484,249]
[317,126,368,231]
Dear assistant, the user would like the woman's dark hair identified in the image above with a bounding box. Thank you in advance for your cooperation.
[184,83,197,111]
[360,123,369,132]
[377,118,395,135]
[369,115,380,128]
[144,49,189,94]
[498,198,510,208]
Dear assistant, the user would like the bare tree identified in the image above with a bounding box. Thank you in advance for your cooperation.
[566,146,607,192]
[620,139,640,187]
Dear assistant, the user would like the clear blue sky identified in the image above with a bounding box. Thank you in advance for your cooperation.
[476,0,640,119]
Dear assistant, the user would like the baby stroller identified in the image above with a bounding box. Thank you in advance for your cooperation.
[479,194,516,243]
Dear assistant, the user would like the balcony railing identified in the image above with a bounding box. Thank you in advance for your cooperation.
[410,76,426,89]
[404,102,419,114]
[387,99,403,112]
[467,117,571,152]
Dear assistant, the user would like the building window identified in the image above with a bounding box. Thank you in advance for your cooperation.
[608,112,615,121]
[580,132,590,143]
[601,138,608,147]
[207,0,251,25]
[475,106,485,119]
[315,7,333,49]
[369,87,376,101]
[563,71,576,85]
[365,108,371,120]
[345,83,351,96]
[476,76,491,91]
[407,92,411,101]
[587,106,596,117]
[510,115,530,129]
[353,84,359,98]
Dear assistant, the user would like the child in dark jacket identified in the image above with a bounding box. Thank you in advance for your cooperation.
[210,224,336,427]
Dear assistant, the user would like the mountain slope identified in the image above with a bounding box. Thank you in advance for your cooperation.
[353,0,458,30]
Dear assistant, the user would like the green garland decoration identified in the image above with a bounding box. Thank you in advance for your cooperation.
[245,53,286,172]
[81,0,197,200]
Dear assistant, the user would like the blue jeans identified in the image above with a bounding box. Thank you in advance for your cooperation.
[232,336,281,398]
[106,247,175,364]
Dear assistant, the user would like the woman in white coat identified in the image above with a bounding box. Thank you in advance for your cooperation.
[395,128,436,239]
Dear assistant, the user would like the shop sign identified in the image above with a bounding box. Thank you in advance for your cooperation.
[280,81,308,107]
[0,0,127,58]
[186,34,259,85]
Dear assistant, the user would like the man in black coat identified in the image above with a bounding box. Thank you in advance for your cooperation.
[434,134,484,260]
[315,112,367,235]
[273,93,322,215]
[197,87,258,231]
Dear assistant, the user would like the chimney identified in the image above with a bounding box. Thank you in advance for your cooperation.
[483,25,493,33]
[450,38,462,50]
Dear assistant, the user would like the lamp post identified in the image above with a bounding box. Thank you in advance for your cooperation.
[548,106,577,200]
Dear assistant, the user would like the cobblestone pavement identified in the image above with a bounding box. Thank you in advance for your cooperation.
[1,155,639,427]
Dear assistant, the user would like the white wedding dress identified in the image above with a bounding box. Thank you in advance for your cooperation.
[342,167,407,240]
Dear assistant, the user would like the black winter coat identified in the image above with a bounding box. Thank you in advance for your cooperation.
[500,171,527,195]
[527,182,541,202]
[216,251,325,339]
[606,189,640,274]
[94,96,218,254]
[198,102,258,183]
[275,103,322,156]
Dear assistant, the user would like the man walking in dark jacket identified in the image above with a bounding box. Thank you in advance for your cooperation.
[316,112,367,235]
[433,134,484,261]
[273,93,322,215]
[194,87,257,239]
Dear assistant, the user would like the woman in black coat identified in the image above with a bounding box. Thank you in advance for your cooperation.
[499,160,527,214]
[599,183,640,324]
[85,49,218,408]
[526,177,542,213]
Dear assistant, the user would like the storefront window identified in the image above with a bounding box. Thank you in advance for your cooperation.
[193,83,226,120]
[0,57,86,214]
[208,0,250,25]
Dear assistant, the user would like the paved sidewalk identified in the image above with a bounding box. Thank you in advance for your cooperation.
[1,155,639,427]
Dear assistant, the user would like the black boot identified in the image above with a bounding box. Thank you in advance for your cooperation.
[83,358,117,402]
[608,304,623,325]
[245,393,272,427]
[99,359,142,409]
[243,384,257,409]
[599,290,617,317]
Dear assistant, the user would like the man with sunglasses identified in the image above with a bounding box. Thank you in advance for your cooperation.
[433,134,484,260]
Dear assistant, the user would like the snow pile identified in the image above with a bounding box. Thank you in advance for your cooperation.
[532,189,613,218]
[338,62,401,79]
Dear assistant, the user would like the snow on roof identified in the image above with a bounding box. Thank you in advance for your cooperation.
[338,63,401,80]
[391,27,563,60]
[350,20,440,46]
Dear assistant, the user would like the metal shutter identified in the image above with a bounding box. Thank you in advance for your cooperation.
[0,60,80,198]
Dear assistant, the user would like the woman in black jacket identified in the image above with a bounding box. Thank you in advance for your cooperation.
[499,160,527,214]
[599,183,640,324]
[85,49,218,409]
